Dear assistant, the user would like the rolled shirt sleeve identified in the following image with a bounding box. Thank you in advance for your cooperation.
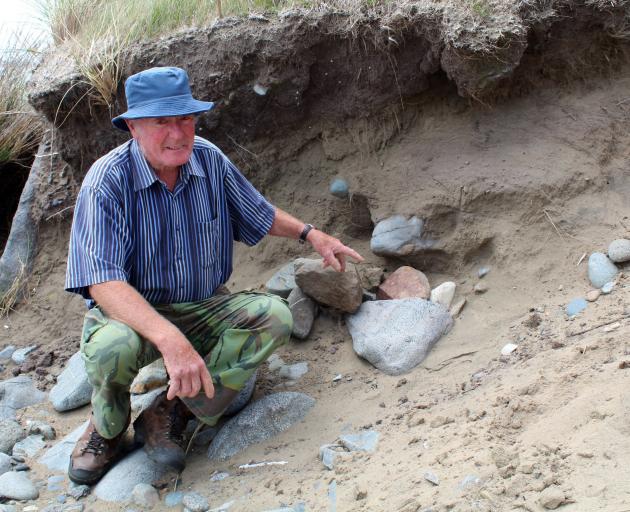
[65,186,131,299]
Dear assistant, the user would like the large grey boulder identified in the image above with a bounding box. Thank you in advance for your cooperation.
[224,371,257,417]
[265,262,296,298]
[346,299,453,375]
[370,215,434,257]
[588,252,619,289]
[207,392,315,461]
[0,471,39,500]
[0,376,46,420]
[0,420,25,455]
[288,287,317,339]
[94,449,172,502]
[50,352,92,412]
[294,258,362,313]
[39,421,88,472]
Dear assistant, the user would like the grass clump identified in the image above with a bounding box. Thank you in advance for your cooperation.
[0,32,45,167]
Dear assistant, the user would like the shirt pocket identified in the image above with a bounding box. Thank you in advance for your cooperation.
[196,219,219,269]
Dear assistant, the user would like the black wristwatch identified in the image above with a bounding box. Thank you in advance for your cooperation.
[299,223,315,244]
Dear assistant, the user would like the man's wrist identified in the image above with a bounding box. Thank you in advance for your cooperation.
[299,223,315,244]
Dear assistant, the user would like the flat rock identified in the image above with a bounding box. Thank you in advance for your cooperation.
[11,346,37,365]
[566,298,587,317]
[586,290,601,302]
[539,486,566,509]
[39,421,88,472]
[0,453,12,476]
[130,359,167,394]
[287,287,317,340]
[449,298,467,317]
[265,262,296,298]
[12,435,45,458]
[0,376,46,420]
[608,238,630,263]
[588,252,618,289]
[377,266,431,300]
[294,258,362,313]
[0,347,15,361]
[370,215,433,257]
[50,352,92,412]
[224,371,257,416]
[0,420,25,454]
[430,282,456,308]
[0,471,39,500]
[339,430,379,452]
[94,449,172,502]
[346,299,453,375]
[207,392,315,461]
[356,265,384,292]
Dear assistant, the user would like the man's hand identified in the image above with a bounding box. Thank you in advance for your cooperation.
[306,229,364,272]
[160,329,215,400]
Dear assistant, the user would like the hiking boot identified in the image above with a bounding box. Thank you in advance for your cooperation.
[68,415,128,485]
[133,392,193,472]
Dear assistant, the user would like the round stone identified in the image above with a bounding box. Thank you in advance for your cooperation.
[608,238,630,263]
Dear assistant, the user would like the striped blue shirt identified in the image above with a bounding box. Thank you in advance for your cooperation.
[65,136,275,304]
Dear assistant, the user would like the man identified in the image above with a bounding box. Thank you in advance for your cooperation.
[65,66,362,485]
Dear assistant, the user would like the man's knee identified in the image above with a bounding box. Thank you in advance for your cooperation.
[260,294,293,339]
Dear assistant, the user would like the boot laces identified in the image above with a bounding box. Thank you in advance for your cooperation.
[83,430,107,455]
[164,404,185,445]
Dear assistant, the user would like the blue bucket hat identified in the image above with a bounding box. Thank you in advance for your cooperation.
[112,66,214,131]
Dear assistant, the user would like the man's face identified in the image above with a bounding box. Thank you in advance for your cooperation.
[126,115,196,173]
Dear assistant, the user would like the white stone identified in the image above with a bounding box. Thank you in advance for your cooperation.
[501,343,518,356]
[0,471,38,500]
[430,282,456,309]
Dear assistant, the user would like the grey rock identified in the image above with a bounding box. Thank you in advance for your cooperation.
[182,492,209,512]
[602,281,615,294]
[347,299,453,375]
[164,491,184,507]
[539,486,565,509]
[67,482,90,499]
[370,215,433,257]
[588,252,618,289]
[131,386,166,415]
[210,471,229,481]
[208,392,315,461]
[478,266,490,278]
[0,505,16,512]
[13,463,29,471]
[294,258,362,313]
[132,483,159,508]
[130,359,167,394]
[224,370,257,417]
[47,475,65,492]
[288,287,317,340]
[0,420,25,454]
[330,178,349,198]
[56,494,67,503]
[459,475,482,490]
[12,435,45,458]
[0,347,15,361]
[265,262,296,298]
[11,346,37,365]
[39,421,88,472]
[0,376,46,419]
[0,471,39,500]
[608,238,630,263]
[94,449,172,502]
[0,453,11,476]
[424,471,439,486]
[339,430,379,453]
[279,362,308,381]
[50,352,92,412]
[319,444,344,470]
[26,420,56,440]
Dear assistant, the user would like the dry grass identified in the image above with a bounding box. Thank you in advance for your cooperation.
[0,32,45,166]
[0,261,27,318]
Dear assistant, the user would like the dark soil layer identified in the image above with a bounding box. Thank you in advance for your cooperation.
[0,160,33,252]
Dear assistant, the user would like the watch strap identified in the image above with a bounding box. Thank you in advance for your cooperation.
[299,223,315,244]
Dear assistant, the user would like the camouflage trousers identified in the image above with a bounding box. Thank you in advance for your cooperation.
[80,292,292,439]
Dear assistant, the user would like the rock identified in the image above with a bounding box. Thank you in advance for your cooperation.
[348,193,373,235]
[39,421,88,472]
[67,483,90,499]
[377,266,431,300]
[207,392,315,461]
[130,359,167,394]
[131,386,166,414]
[0,347,15,361]
[0,420,25,454]
[265,262,296,298]
[0,376,46,419]
[182,492,209,512]
[294,258,362,313]
[586,290,601,302]
[473,282,488,294]
[287,287,316,340]
[601,281,615,294]
[608,238,630,263]
[164,491,184,507]
[339,430,379,452]
[319,444,344,470]
[279,362,309,381]
[588,252,618,289]
[501,344,518,356]
[11,346,37,365]
[132,483,159,508]
[0,505,15,512]
[50,352,92,412]
[424,471,439,486]
[330,178,349,198]
[26,420,56,440]
[459,475,482,490]
[539,486,566,509]
[449,298,466,317]
[430,282,456,309]
[370,215,433,257]
[356,265,384,292]
[94,449,172,502]
[0,471,39,500]
[346,299,453,375]
[0,453,11,476]
[47,475,65,492]
[224,371,257,417]
[478,267,490,278]
[12,435,45,458]
[566,298,587,317]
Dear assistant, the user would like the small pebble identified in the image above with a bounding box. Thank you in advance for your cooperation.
[501,344,518,356]
[424,471,440,486]
[330,178,349,198]
[473,283,488,294]
[586,290,600,302]
[601,281,615,294]
[477,267,490,278]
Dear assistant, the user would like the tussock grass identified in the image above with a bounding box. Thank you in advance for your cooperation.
[0,32,45,166]
[0,260,27,318]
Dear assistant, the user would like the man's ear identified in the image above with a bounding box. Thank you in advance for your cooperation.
[126,119,136,136]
